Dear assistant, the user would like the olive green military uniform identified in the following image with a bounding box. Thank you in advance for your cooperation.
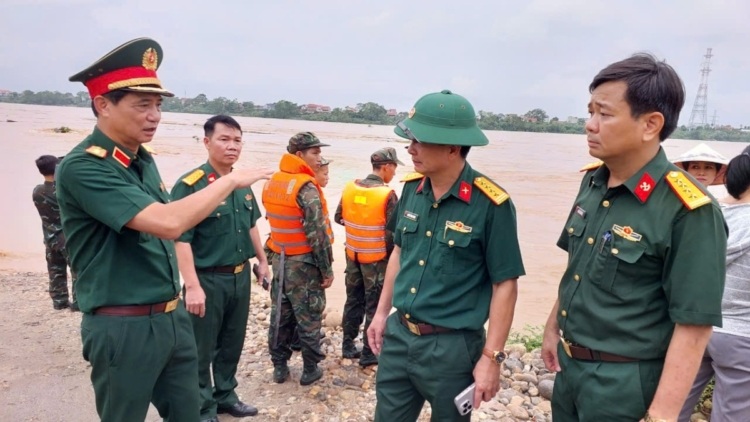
[552,149,726,421]
[58,37,199,422]
[32,180,77,309]
[57,127,199,422]
[334,173,398,363]
[171,162,261,420]
[375,163,525,421]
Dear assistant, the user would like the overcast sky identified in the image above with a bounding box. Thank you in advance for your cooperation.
[2,0,748,126]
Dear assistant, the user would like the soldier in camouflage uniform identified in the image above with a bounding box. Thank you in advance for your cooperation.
[33,155,78,310]
[335,147,401,367]
[262,132,334,386]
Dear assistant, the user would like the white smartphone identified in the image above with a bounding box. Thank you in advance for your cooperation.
[453,382,476,416]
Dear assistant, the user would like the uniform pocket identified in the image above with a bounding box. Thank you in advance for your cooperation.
[106,318,127,367]
[306,285,327,314]
[588,236,646,296]
[202,205,232,236]
[399,219,419,249]
[563,216,586,257]
[436,230,472,275]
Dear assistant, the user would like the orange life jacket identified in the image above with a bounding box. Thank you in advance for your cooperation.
[341,180,393,263]
[263,154,332,255]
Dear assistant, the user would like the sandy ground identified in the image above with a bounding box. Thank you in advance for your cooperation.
[0,103,746,420]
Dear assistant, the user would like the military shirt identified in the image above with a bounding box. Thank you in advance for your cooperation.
[289,183,334,278]
[171,162,261,267]
[56,127,178,313]
[334,174,399,257]
[388,163,525,330]
[557,148,726,360]
[32,181,66,250]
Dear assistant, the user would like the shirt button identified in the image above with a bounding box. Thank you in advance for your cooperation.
[238,230,241,233]
[448,240,455,247]
[419,260,425,266]
[574,274,580,281]
[587,237,594,245]
[568,227,574,234]
[602,200,610,208]
[432,203,438,209]
[239,249,242,252]
[405,313,411,319]
[612,248,619,255]
[561,310,568,317]
[426,231,432,237]
[217,212,221,217]
[410,287,416,294]
[236,209,239,212]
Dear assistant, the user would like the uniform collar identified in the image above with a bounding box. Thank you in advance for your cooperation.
[417,162,474,204]
[90,126,154,168]
[364,174,384,183]
[591,148,672,203]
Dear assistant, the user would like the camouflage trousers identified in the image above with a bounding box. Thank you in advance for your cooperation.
[342,256,386,356]
[46,245,76,305]
[268,257,326,365]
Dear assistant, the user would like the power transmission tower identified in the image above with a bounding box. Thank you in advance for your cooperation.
[688,48,713,128]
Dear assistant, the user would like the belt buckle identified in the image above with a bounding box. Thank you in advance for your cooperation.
[233,263,244,274]
[561,337,572,358]
[164,298,178,313]
[406,320,421,336]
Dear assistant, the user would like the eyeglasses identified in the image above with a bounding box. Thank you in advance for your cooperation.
[397,121,420,143]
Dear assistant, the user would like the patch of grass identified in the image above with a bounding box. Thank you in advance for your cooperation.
[507,324,545,352]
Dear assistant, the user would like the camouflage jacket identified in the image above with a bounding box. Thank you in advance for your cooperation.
[32,181,65,250]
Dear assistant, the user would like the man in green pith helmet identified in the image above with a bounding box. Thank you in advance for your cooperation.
[57,38,272,422]
[367,90,525,421]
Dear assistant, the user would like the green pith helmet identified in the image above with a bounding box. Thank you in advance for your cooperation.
[394,90,488,146]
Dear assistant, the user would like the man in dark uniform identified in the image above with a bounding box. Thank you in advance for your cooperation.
[335,147,401,367]
[263,132,334,386]
[540,53,727,422]
[33,155,77,310]
[367,90,525,421]
[171,115,266,421]
[56,38,272,422]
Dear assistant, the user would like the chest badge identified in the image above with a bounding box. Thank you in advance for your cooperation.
[404,211,419,221]
[612,224,642,242]
[444,221,472,238]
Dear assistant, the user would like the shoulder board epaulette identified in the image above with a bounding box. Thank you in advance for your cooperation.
[400,172,425,183]
[474,176,510,206]
[181,169,205,186]
[85,145,107,158]
[665,171,711,210]
[579,161,604,172]
[142,145,157,155]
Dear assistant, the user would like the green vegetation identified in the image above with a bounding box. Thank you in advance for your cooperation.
[507,325,545,352]
[695,378,714,417]
[3,89,750,141]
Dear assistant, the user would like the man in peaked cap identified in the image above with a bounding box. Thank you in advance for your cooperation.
[367,90,525,421]
[334,147,402,367]
[263,131,334,386]
[56,38,272,422]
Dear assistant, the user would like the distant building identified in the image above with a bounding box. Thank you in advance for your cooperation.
[0,89,11,97]
[566,116,580,124]
[345,105,360,113]
[301,104,332,113]
[386,108,397,117]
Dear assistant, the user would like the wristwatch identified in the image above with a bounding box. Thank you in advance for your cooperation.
[482,348,507,366]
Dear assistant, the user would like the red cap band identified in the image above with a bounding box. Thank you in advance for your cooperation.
[84,66,160,98]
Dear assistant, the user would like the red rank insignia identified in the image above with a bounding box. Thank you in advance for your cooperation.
[634,172,656,202]
[207,173,217,184]
[245,193,253,201]
[458,181,472,203]
[112,146,131,168]
[416,178,426,193]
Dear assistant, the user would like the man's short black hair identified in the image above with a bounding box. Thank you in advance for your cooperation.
[590,53,685,141]
[726,146,750,199]
[90,89,129,117]
[204,115,242,138]
[35,155,59,176]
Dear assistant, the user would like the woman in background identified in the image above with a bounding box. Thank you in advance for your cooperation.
[679,146,750,421]
[672,142,728,186]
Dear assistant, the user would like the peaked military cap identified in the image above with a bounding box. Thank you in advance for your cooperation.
[395,89,488,147]
[69,37,173,98]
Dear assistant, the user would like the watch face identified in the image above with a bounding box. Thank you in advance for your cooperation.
[494,351,507,364]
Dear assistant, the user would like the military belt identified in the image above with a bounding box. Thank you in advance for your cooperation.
[399,313,454,336]
[94,296,179,316]
[196,262,246,274]
[562,338,638,363]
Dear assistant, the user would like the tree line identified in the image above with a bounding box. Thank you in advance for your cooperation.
[2,89,748,141]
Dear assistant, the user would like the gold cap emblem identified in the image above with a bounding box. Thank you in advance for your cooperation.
[408,107,416,119]
[142,48,158,70]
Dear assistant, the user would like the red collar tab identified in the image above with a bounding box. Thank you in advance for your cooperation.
[458,181,472,203]
[634,172,656,203]
[207,173,217,184]
[112,146,131,168]
[416,178,426,193]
